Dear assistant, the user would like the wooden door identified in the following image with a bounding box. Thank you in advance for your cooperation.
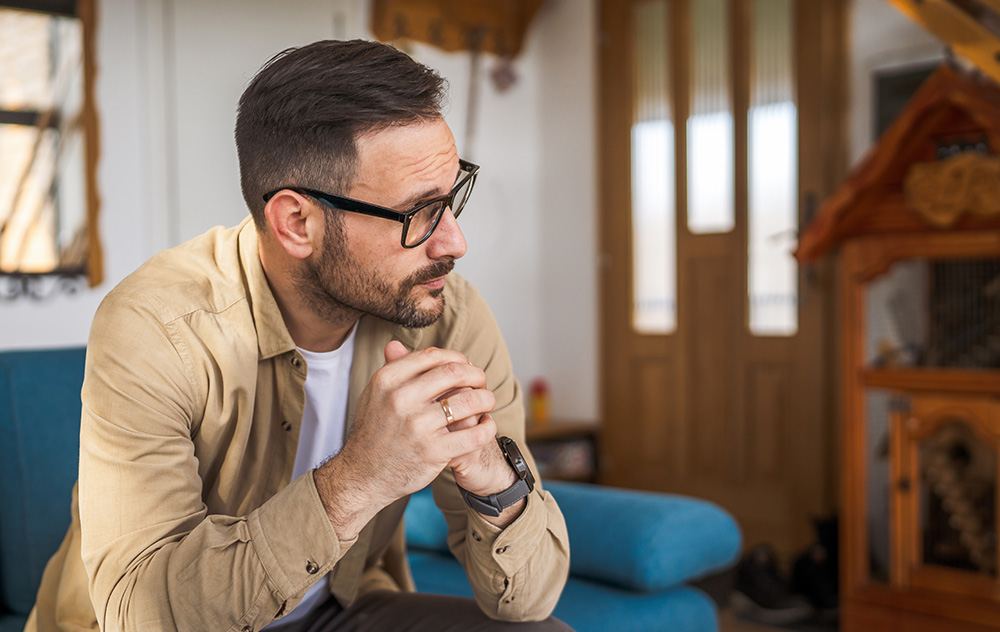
[598,0,847,556]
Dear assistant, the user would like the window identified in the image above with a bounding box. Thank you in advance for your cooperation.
[0,0,99,294]
[629,0,798,336]
[748,0,797,335]
[631,0,677,334]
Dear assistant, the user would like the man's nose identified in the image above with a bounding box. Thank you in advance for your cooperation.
[425,208,467,260]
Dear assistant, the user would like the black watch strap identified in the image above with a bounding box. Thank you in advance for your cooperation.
[457,478,532,518]
[456,436,535,517]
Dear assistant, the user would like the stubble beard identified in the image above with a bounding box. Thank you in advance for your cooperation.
[295,212,455,329]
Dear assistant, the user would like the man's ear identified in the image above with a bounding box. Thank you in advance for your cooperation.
[263,191,322,260]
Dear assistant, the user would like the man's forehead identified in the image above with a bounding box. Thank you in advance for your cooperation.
[352,119,459,204]
[356,119,457,173]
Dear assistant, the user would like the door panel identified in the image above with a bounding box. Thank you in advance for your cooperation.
[598,0,846,557]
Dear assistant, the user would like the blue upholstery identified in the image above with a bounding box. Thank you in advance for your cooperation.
[549,482,741,591]
[405,483,741,632]
[0,615,29,632]
[408,550,721,632]
[0,347,87,620]
[0,347,742,632]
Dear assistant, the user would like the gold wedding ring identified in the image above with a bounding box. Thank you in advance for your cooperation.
[440,398,456,425]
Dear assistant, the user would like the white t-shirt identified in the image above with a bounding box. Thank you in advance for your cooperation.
[264,325,357,629]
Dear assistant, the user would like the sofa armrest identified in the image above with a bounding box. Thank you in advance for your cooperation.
[404,480,741,593]
[543,481,741,591]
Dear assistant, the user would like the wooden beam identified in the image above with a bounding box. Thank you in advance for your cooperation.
[885,0,1000,85]
[975,0,1000,18]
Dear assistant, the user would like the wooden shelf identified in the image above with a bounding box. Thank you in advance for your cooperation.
[525,420,600,483]
[526,420,599,441]
[862,368,1000,396]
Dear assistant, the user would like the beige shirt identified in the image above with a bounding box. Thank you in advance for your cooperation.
[27,218,569,632]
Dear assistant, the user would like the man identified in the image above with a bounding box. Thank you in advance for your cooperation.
[26,39,571,632]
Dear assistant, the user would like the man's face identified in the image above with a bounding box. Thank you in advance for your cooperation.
[296,118,468,328]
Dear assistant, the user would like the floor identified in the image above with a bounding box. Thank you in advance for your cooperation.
[719,610,791,632]
[719,608,839,632]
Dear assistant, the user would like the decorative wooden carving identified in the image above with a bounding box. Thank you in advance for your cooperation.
[905,152,1000,228]
[796,65,1000,263]
[371,0,545,57]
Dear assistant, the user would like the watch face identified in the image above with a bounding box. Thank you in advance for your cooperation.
[499,436,533,487]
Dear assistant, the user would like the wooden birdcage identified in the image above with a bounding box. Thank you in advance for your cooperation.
[797,64,1000,631]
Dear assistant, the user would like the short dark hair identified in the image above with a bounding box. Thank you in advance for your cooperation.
[235,39,447,229]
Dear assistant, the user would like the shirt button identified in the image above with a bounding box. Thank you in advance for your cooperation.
[472,531,482,542]
[290,355,302,368]
[281,420,292,431]
[242,626,252,632]
[495,546,508,554]
[306,560,319,574]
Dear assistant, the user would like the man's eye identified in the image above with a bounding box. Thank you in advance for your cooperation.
[413,200,444,216]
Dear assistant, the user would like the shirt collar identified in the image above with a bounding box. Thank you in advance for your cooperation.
[238,217,297,360]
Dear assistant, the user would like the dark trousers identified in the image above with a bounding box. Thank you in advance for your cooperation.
[287,591,574,632]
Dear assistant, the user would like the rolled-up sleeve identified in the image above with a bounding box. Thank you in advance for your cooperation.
[79,292,355,632]
[430,280,570,621]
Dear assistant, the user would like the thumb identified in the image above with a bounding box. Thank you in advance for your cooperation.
[384,340,410,364]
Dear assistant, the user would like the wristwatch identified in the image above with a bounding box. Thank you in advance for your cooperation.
[457,436,536,517]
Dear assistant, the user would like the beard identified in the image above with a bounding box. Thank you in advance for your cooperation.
[294,211,455,329]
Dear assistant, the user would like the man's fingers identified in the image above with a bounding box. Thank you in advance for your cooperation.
[384,340,410,363]
[440,414,497,457]
[432,388,495,430]
[380,346,474,384]
[391,362,487,409]
[428,362,488,399]
[444,415,479,433]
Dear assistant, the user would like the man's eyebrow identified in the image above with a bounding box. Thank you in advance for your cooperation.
[396,186,447,211]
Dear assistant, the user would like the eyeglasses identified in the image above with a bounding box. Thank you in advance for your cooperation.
[263,159,479,248]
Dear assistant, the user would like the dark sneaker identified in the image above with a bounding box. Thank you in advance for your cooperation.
[731,544,813,626]
[792,543,839,613]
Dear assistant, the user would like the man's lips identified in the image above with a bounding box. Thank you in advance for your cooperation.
[420,276,447,289]
[411,260,455,290]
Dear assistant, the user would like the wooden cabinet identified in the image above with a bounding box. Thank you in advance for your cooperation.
[797,66,1000,630]
[526,421,600,483]
[838,237,1000,631]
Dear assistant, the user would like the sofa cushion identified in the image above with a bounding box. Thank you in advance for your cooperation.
[0,614,30,632]
[408,551,719,632]
[547,481,741,592]
[404,483,450,551]
[404,480,741,593]
[0,348,87,615]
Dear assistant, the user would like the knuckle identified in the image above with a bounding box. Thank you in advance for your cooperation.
[386,389,407,414]
[372,367,393,390]
[442,362,463,381]
[481,389,496,410]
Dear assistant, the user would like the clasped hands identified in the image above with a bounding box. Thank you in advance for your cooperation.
[316,341,520,539]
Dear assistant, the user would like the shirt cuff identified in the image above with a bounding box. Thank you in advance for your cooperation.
[247,470,358,598]
[463,488,549,576]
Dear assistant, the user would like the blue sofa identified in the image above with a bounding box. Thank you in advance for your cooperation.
[0,347,741,632]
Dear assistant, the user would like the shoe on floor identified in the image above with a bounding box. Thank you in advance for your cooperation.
[731,544,813,626]
[792,543,839,613]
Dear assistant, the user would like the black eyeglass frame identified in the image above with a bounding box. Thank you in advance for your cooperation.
[262,159,480,248]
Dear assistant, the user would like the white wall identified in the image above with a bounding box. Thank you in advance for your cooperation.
[848,0,942,164]
[0,0,600,421]
[405,1,598,420]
